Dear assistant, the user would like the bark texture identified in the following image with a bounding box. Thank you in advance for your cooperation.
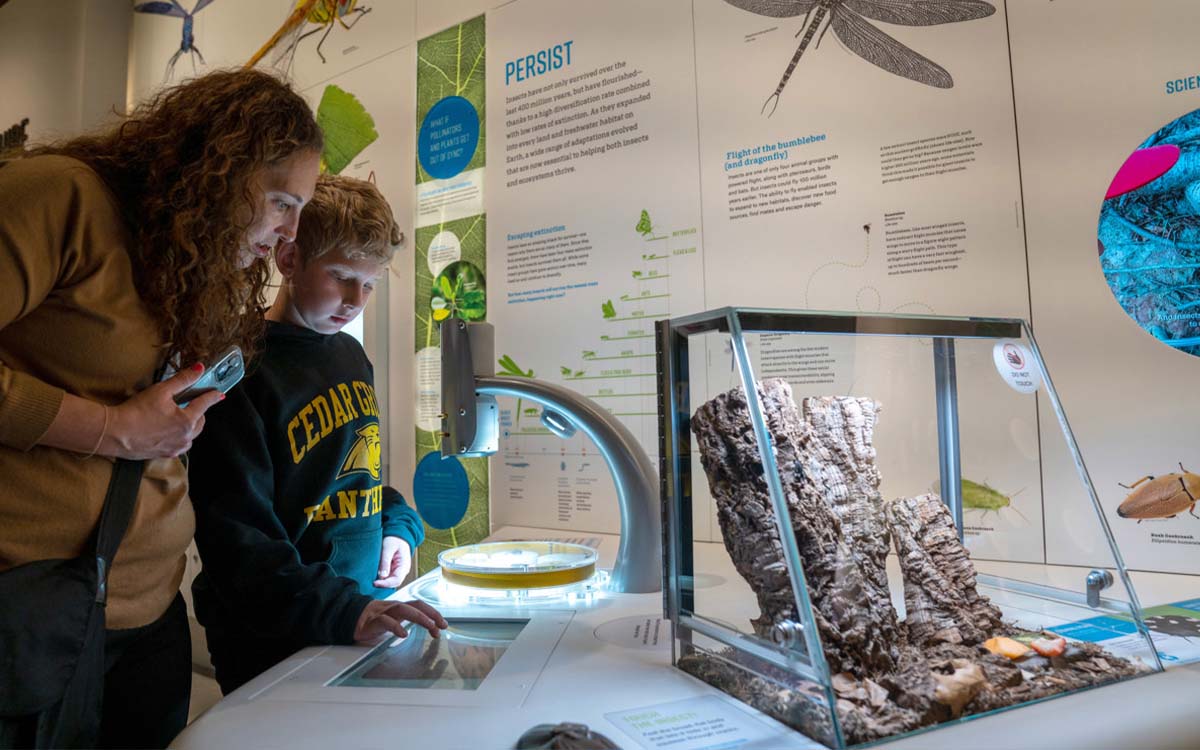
[799,397,893,628]
[887,493,1003,648]
[691,379,899,677]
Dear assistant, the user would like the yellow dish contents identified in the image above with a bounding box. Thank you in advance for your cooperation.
[438,541,598,590]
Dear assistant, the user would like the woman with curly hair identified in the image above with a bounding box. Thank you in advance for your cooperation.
[0,68,321,748]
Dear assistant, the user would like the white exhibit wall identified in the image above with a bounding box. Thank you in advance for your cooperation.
[0,0,129,145]
[690,0,1040,558]
[1010,0,1200,574]
[108,0,1200,576]
[486,0,705,534]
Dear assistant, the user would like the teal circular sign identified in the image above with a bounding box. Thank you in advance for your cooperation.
[413,451,469,529]
[418,95,480,179]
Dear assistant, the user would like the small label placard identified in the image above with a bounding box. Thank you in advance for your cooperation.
[606,696,817,750]
[992,340,1042,394]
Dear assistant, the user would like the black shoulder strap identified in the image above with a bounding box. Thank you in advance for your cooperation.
[92,458,146,605]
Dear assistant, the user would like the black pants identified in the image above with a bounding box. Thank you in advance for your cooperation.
[0,594,191,749]
[205,628,301,696]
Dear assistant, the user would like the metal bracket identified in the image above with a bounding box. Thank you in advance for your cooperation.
[933,337,963,539]
[440,321,497,457]
[1086,569,1114,608]
[440,319,476,457]
[770,619,804,650]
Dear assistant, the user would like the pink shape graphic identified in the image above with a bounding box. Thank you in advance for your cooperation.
[1105,144,1181,199]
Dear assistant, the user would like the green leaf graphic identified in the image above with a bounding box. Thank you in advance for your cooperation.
[413,16,488,576]
[415,217,485,350]
[496,354,533,378]
[317,84,379,175]
[636,209,653,236]
[413,215,487,574]
[602,299,617,319]
[416,15,486,184]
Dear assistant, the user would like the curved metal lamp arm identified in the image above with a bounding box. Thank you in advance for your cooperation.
[475,376,662,594]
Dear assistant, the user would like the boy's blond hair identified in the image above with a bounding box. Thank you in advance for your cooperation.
[295,173,401,265]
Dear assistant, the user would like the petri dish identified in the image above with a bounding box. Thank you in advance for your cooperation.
[438,541,597,589]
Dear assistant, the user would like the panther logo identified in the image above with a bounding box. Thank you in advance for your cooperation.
[338,423,381,480]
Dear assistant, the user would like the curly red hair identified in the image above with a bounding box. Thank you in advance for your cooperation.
[30,68,322,365]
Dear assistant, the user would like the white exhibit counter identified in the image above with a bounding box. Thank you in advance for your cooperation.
[175,527,1200,750]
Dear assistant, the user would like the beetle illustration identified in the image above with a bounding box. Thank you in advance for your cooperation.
[1142,613,1200,640]
[1116,464,1200,521]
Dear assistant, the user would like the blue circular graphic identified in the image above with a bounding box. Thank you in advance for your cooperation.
[413,450,470,529]
[417,95,480,180]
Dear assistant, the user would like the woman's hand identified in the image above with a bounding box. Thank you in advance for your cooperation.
[37,363,225,459]
[105,364,226,459]
[354,599,449,643]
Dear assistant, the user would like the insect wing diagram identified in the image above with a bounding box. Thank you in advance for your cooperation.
[723,0,995,114]
[246,0,372,71]
[134,0,216,82]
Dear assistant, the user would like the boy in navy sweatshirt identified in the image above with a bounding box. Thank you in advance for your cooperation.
[189,174,446,695]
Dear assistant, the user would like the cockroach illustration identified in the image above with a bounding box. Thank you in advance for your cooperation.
[1116,464,1200,521]
[932,478,1029,522]
[962,478,1029,522]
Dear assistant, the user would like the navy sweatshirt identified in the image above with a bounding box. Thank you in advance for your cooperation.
[188,321,423,692]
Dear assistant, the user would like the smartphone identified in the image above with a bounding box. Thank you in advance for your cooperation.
[174,345,244,407]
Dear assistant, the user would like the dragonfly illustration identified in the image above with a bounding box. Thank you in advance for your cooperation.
[246,0,371,70]
[134,0,216,82]
[724,0,995,115]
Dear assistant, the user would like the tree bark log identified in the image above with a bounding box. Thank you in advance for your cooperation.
[800,397,894,632]
[887,493,1003,647]
[691,379,900,676]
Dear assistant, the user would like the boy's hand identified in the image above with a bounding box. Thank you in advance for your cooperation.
[353,599,448,643]
[374,536,412,588]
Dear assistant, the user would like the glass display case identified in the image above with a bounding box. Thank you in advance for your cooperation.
[655,308,1162,748]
